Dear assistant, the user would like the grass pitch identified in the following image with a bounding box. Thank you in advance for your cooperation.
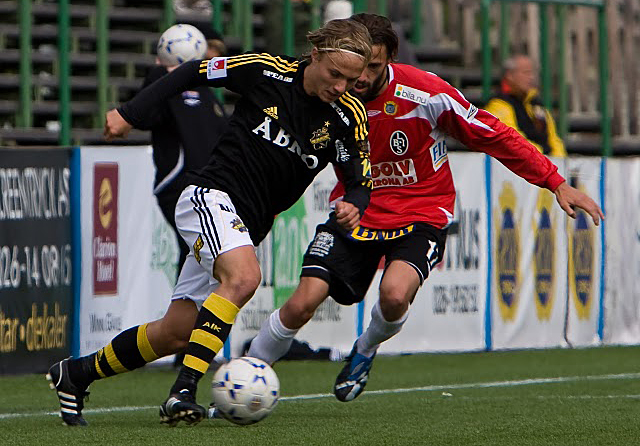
[1,346,639,446]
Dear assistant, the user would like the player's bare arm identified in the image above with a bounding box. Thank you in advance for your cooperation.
[553,180,604,225]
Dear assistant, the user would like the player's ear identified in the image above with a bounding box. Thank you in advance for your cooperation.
[311,47,320,63]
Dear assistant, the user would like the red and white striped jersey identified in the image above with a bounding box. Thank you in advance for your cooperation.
[330,63,565,230]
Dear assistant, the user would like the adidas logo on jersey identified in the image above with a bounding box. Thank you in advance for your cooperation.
[264,106,278,119]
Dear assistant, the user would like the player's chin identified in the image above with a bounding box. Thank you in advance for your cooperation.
[322,91,342,103]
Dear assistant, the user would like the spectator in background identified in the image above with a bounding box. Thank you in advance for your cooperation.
[144,23,228,278]
[485,54,567,157]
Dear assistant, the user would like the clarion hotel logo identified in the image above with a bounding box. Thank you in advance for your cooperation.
[93,163,118,295]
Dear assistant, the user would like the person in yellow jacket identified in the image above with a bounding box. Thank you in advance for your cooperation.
[485,54,567,157]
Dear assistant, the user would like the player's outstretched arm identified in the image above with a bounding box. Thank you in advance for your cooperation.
[553,181,604,225]
[104,109,133,141]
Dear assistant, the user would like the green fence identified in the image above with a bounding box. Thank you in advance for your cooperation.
[13,0,612,154]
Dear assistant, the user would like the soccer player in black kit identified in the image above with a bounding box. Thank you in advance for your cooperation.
[46,18,373,427]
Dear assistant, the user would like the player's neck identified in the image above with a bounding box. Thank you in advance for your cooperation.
[372,65,391,101]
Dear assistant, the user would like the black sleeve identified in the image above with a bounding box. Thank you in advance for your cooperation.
[119,60,209,128]
[130,66,171,130]
[332,92,372,216]
[142,65,168,88]
[119,54,293,129]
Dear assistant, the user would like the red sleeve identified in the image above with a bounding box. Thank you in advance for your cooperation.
[431,80,565,191]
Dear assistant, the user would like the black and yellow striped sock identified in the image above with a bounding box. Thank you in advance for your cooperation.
[170,293,239,395]
[68,323,159,388]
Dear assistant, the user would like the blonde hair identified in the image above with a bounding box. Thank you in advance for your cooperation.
[305,18,372,63]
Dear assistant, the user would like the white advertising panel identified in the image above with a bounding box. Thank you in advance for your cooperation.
[564,157,602,346]
[603,158,640,344]
[491,157,568,350]
[75,144,627,360]
[78,147,177,356]
[296,299,361,354]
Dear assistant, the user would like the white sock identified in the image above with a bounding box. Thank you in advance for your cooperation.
[247,309,298,365]
[356,301,409,358]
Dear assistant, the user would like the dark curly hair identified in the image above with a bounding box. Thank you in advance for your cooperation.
[350,13,398,61]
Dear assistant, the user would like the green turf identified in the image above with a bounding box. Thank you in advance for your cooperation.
[1,346,640,445]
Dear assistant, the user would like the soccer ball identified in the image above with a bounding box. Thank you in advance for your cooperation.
[156,24,206,67]
[211,356,280,425]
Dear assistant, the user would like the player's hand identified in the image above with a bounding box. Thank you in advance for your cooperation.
[335,201,360,231]
[104,109,132,141]
[553,181,604,226]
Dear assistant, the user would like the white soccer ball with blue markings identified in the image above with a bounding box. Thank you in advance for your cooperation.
[156,24,206,67]
[212,356,280,425]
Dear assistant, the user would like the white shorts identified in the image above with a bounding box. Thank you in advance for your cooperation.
[171,185,253,308]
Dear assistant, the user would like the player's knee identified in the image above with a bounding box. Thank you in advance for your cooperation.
[378,286,409,321]
[224,272,261,304]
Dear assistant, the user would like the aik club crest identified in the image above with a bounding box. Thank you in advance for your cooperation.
[310,121,331,150]
[231,217,248,233]
[568,175,594,319]
[533,190,555,320]
[496,183,519,321]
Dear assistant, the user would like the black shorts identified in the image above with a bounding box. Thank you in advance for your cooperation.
[301,214,447,306]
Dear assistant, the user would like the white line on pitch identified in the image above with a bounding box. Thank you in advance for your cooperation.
[2,371,639,420]
[279,372,640,401]
[434,394,640,401]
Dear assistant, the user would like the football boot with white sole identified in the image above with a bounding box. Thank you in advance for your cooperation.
[46,358,90,426]
[159,389,207,426]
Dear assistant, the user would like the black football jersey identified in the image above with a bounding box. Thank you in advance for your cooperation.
[119,53,372,244]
